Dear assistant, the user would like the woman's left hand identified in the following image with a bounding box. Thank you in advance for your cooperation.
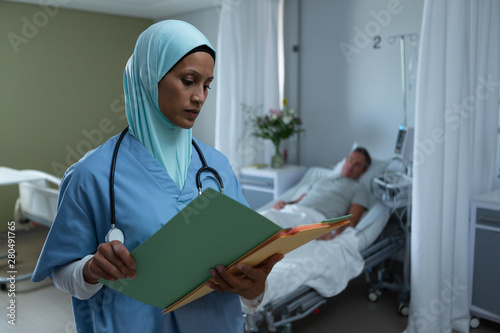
[206,253,284,301]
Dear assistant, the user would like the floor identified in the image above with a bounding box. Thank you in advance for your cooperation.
[0,226,74,333]
[1,226,500,333]
[284,274,500,333]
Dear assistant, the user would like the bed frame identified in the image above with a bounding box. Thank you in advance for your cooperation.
[243,222,408,333]
[241,163,412,332]
[0,167,60,289]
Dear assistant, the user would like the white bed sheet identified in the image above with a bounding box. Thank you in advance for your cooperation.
[245,205,389,313]
[249,210,364,313]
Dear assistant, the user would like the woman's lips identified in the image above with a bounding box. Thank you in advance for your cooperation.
[185,109,200,119]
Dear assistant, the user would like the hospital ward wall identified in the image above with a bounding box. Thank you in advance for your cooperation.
[298,0,424,166]
[0,0,425,227]
[161,0,425,167]
[0,2,152,229]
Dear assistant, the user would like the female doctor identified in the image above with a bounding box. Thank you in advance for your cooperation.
[32,20,283,332]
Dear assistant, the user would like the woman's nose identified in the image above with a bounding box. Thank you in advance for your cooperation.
[192,88,205,105]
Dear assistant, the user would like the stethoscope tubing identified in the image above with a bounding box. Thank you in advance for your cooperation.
[192,140,224,195]
[108,127,224,242]
[109,127,130,230]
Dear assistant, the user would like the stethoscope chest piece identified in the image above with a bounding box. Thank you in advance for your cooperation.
[106,227,125,243]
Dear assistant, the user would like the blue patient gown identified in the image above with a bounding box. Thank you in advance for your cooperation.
[32,132,247,333]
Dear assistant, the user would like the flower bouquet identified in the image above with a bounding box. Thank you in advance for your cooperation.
[253,98,303,168]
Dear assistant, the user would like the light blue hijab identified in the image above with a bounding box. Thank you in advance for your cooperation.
[124,20,215,190]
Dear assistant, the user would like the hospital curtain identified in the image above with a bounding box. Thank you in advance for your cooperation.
[406,1,500,333]
[215,0,283,170]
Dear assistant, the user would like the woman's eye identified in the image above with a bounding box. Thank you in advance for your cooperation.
[204,85,211,91]
[182,78,194,86]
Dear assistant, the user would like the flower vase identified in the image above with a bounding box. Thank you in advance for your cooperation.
[271,142,284,168]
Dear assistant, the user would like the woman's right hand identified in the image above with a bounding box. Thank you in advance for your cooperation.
[83,241,137,284]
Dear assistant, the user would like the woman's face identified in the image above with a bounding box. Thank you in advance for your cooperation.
[158,51,214,129]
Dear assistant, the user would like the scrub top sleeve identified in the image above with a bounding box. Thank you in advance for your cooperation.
[32,175,100,282]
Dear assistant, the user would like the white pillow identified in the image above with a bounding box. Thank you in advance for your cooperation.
[329,157,345,179]
[359,159,391,191]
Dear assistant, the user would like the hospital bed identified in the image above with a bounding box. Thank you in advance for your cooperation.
[0,167,60,288]
[241,157,411,333]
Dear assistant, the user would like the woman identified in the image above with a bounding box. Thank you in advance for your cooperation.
[32,20,282,332]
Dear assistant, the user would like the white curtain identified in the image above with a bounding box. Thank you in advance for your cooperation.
[215,0,283,170]
[407,1,500,333]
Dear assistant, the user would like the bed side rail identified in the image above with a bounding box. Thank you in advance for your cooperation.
[361,230,405,271]
[261,285,327,332]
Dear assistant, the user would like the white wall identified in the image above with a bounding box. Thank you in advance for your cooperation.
[282,0,301,165]
[162,1,424,166]
[299,0,424,166]
[159,7,221,147]
[495,110,500,189]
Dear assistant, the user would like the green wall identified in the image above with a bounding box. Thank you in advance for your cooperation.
[0,2,152,229]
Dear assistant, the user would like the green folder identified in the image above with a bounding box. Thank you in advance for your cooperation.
[101,188,351,312]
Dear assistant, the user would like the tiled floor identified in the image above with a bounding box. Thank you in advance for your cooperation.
[1,226,499,333]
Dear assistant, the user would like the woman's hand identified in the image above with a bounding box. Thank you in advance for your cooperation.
[206,253,284,301]
[83,241,137,284]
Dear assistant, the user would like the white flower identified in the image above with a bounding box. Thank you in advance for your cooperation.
[283,115,293,125]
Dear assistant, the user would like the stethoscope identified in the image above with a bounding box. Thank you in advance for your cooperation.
[105,127,224,243]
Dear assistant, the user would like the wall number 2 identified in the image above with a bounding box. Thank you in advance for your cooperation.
[373,36,381,49]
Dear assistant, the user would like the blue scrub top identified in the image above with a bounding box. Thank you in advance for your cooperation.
[32,132,248,333]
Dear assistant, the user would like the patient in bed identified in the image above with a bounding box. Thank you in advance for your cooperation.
[265,147,372,239]
[246,148,375,311]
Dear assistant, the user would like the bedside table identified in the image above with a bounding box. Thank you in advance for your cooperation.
[239,165,307,210]
[469,189,500,327]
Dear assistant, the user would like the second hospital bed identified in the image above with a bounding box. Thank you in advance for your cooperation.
[241,158,411,332]
[0,167,61,288]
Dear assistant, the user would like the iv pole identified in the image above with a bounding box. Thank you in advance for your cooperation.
[387,34,419,313]
[388,33,419,128]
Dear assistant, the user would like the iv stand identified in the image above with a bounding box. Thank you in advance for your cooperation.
[387,34,419,312]
[388,33,419,128]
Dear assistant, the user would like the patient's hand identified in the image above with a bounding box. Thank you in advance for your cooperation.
[273,200,286,210]
[318,223,350,241]
[317,232,334,241]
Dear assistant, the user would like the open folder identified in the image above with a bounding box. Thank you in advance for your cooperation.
[100,188,351,313]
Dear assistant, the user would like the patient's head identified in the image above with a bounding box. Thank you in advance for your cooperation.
[341,147,371,180]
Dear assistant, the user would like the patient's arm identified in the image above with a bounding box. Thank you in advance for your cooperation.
[273,193,307,210]
[334,203,366,237]
[317,203,366,240]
